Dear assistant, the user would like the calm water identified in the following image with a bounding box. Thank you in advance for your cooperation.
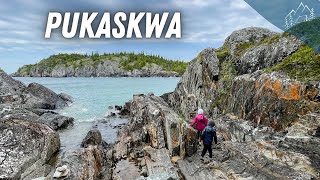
[15,77,180,150]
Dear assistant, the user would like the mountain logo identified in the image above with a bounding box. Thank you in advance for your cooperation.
[284,2,315,29]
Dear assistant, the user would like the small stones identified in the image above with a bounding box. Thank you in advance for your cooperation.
[53,165,69,179]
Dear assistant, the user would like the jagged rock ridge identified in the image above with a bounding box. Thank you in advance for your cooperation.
[111,27,320,180]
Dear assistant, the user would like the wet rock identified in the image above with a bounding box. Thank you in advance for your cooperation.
[0,119,60,180]
[119,101,131,116]
[115,105,122,111]
[58,93,73,104]
[38,112,74,130]
[81,128,103,148]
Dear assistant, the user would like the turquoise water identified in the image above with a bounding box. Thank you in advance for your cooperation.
[15,77,179,121]
[15,77,180,150]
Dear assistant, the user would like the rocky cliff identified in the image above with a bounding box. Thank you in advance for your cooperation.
[109,27,320,179]
[14,53,187,77]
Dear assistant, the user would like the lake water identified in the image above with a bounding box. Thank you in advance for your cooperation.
[15,77,180,150]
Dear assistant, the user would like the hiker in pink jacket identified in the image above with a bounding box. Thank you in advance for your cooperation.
[190,109,208,142]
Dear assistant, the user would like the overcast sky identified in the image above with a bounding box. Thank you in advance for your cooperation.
[0,0,280,73]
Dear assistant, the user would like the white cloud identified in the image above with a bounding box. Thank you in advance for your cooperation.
[173,0,220,8]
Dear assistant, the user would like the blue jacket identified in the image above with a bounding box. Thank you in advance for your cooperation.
[201,126,217,145]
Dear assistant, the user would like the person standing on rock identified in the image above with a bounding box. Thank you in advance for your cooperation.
[190,108,208,143]
[200,121,218,160]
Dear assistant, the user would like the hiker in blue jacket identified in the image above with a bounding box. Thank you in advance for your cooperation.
[200,121,218,159]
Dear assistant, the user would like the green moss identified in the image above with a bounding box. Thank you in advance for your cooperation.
[215,46,230,61]
[233,33,289,59]
[266,45,320,81]
[211,59,237,109]
[233,42,255,58]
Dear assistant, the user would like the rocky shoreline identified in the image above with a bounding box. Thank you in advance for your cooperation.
[1,27,320,180]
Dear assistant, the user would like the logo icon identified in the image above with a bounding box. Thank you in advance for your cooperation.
[285,2,315,29]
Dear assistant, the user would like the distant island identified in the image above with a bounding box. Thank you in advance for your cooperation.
[13,53,188,77]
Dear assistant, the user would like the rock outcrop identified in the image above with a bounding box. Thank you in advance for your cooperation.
[112,94,198,179]
[111,27,319,179]
[0,71,74,179]
[51,128,113,180]
[2,26,320,180]
[0,72,71,110]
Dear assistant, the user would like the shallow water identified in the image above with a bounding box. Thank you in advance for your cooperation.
[15,77,180,150]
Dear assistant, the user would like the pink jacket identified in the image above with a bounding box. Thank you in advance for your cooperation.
[191,114,208,131]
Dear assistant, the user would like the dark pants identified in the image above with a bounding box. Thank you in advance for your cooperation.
[197,130,202,140]
[201,144,212,158]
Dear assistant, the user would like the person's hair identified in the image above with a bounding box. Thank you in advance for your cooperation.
[197,109,204,115]
[208,121,215,127]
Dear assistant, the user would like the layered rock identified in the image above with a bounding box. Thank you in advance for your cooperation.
[51,128,113,180]
[122,27,320,179]
[236,35,301,74]
[112,94,198,179]
[224,71,319,130]
[162,48,219,118]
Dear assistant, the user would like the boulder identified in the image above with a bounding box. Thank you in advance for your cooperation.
[0,119,60,180]
[53,165,69,178]
[81,128,103,148]
[58,93,73,103]
[38,112,74,130]
[26,83,67,109]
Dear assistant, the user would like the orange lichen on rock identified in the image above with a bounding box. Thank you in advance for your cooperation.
[258,78,303,101]
[287,82,302,100]
[273,80,284,96]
